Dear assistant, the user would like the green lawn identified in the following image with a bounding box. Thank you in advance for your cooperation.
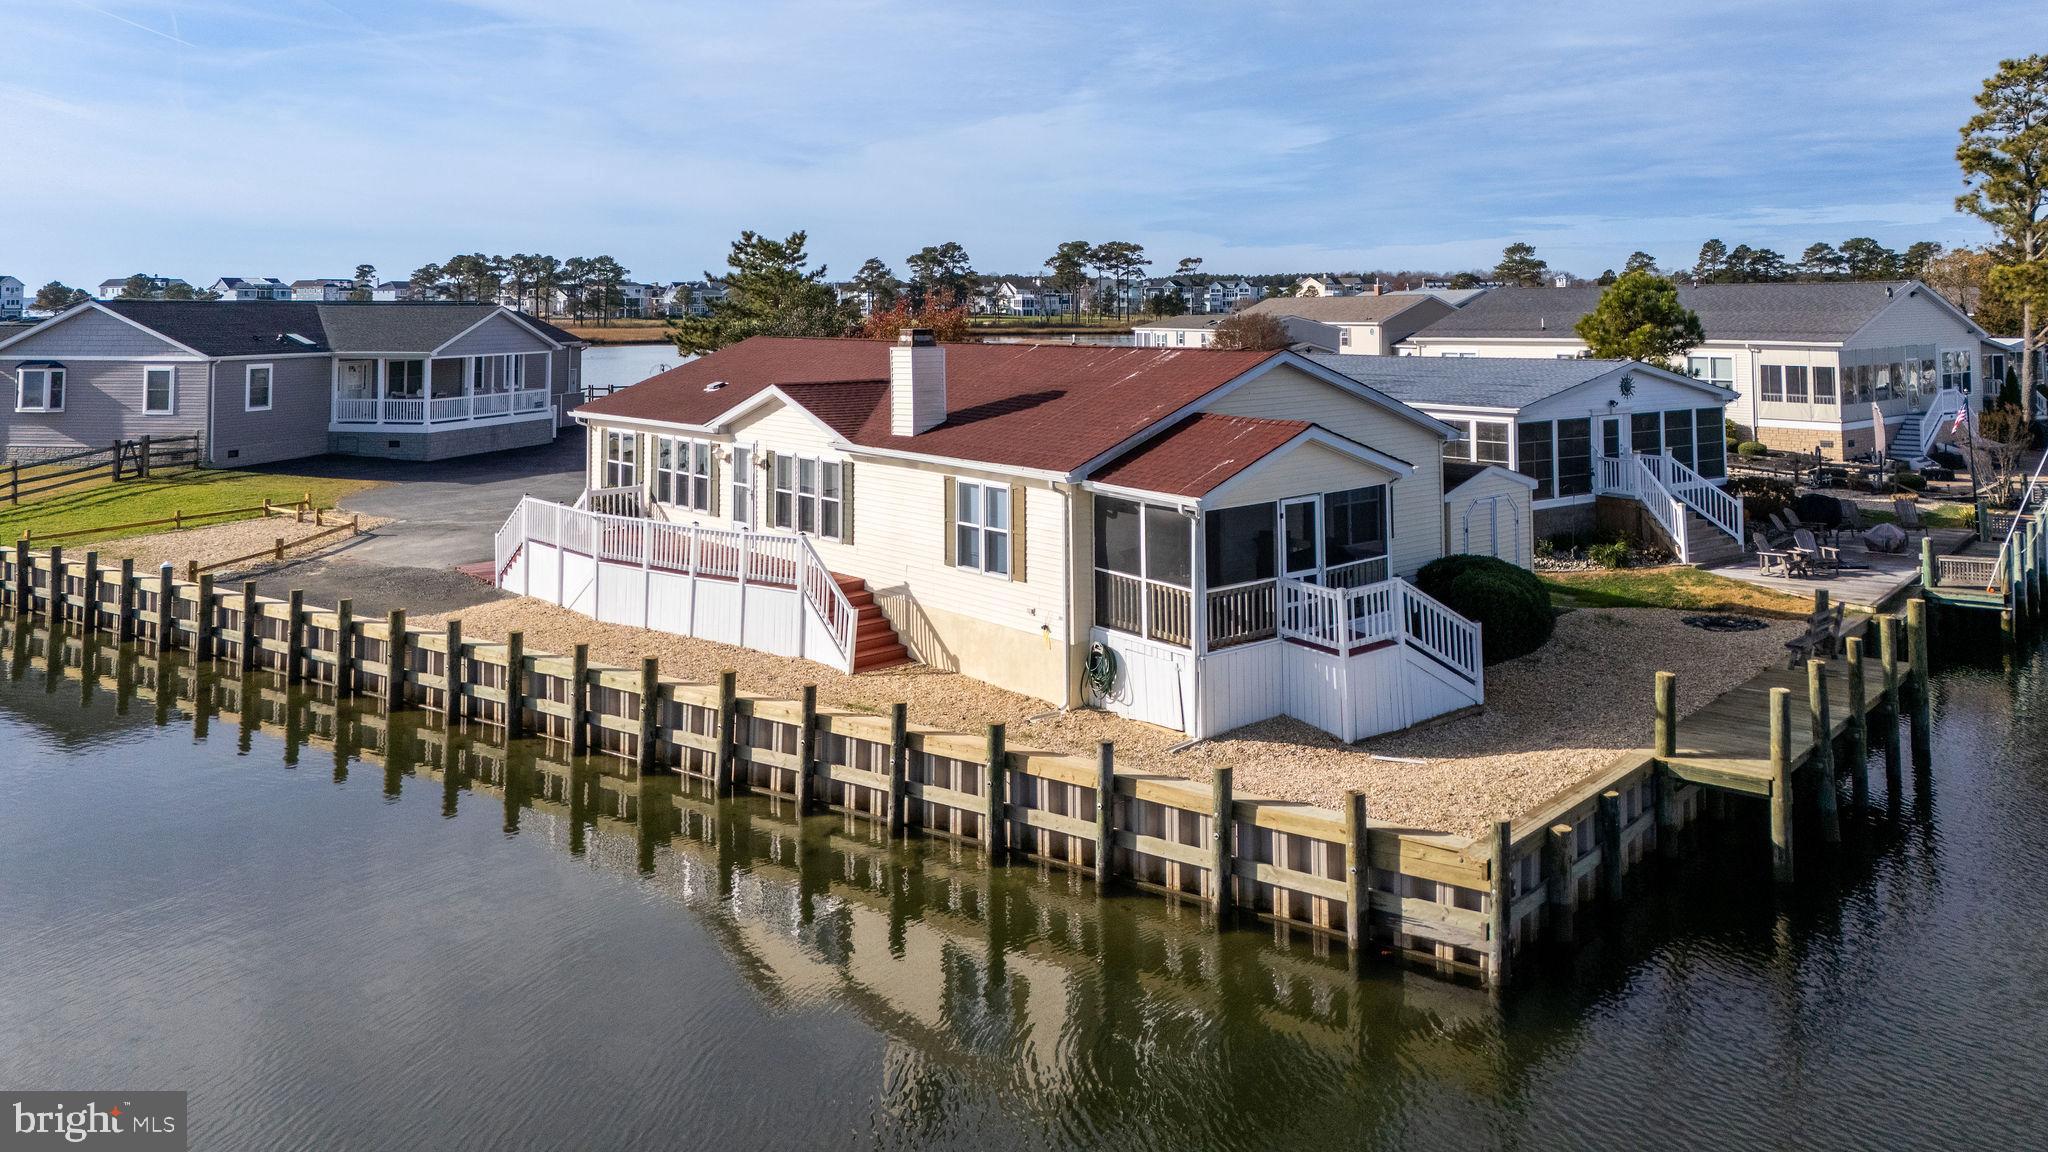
[2,468,381,546]
[1543,566,1814,617]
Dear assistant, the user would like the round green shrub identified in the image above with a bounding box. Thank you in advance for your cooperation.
[1895,473,1928,492]
[1736,440,1769,457]
[1416,554,1554,664]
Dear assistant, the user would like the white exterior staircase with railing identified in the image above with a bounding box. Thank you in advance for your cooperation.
[1595,451,1745,565]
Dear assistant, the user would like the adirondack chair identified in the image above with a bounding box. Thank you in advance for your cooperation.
[1793,528,1841,573]
[1785,602,1848,668]
[1767,512,1798,544]
[1752,531,1797,577]
[1893,498,1927,538]
[1837,498,1868,536]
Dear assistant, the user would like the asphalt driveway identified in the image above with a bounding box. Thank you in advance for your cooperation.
[236,428,585,616]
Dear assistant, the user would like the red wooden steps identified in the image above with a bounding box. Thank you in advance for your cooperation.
[835,573,912,672]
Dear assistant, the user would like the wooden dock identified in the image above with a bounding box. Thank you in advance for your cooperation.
[1923,513,2046,643]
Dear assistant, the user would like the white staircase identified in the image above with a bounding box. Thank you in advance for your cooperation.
[1888,388,1966,467]
[1598,451,1745,565]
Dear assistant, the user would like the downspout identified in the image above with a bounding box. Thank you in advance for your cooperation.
[1060,479,1074,712]
[206,361,216,465]
[1746,344,1760,440]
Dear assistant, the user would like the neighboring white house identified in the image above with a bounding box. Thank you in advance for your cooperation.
[1296,274,1373,297]
[1132,315,1225,348]
[497,332,1500,743]
[1400,281,2003,464]
[97,275,191,300]
[291,278,355,301]
[988,278,1076,317]
[1309,354,1743,559]
[1244,293,1456,356]
[208,277,293,301]
[0,276,22,319]
[371,281,411,302]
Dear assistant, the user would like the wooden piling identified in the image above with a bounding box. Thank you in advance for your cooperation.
[795,685,818,811]
[12,539,28,617]
[1844,635,1868,807]
[712,668,734,783]
[1808,659,1840,844]
[1094,742,1115,889]
[1879,614,1902,788]
[155,563,174,647]
[194,573,214,662]
[1919,536,1935,588]
[444,618,465,720]
[1653,669,1677,757]
[502,630,524,737]
[1652,669,1679,859]
[284,590,304,684]
[45,546,61,620]
[383,608,406,709]
[115,558,134,640]
[82,551,99,629]
[887,702,909,837]
[983,723,1006,860]
[637,656,659,770]
[238,581,257,670]
[1346,791,1371,972]
[1907,598,1931,769]
[1486,818,1511,985]
[334,598,354,697]
[1596,789,1623,901]
[1544,823,1575,944]
[573,647,598,754]
[1769,685,1794,883]
[1210,766,1234,920]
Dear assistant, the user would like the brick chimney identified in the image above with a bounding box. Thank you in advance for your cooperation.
[1371,280,1384,296]
[890,328,946,436]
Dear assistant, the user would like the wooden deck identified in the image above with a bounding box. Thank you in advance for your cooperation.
[1700,527,1974,611]
[1662,654,1885,797]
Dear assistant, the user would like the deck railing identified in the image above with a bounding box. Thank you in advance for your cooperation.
[1326,555,1389,589]
[332,388,550,426]
[1642,451,1743,547]
[496,496,856,667]
[1934,551,2005,592]
[1205,579,1276,648]
[333,396,379,424]
[1270,575,1481,683]
[1631,453,1694,563]
[1092,569,1192,646]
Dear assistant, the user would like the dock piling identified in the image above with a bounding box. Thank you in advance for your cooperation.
[1485,818,1511,985]
[887,702,908,837]
[1844,636,1868,808]
[1210,766,1234,920]
[795,685,817,811]
[503,630,524,736]
[1809,660,1840,844]
[1879,615,1902,790]
[1094,742,1114,890]
[1347,793,1374,973]
[1907,599,1932,770]
[334,598,355,697]
[637,656,659,770]
[712,668,735,785]
[1596,790,1623,900]
[1769,686,1795,883]
[383,608,406,708]
[1544,824,1575,944]
[983,723,1006,860]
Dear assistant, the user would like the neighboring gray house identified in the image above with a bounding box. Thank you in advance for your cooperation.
[0,276,23,318]
[291,278,356,301]
[0,300,586,466]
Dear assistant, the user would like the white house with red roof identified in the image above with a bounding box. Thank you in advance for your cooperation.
[493,330,1524,741]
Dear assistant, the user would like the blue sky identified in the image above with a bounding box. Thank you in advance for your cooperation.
[4,0,2042,289]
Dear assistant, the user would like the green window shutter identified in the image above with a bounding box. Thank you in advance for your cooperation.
[1009,482,1027,582]
[708,444,720,517]
[839,461,854,544]
[943,476,957,567]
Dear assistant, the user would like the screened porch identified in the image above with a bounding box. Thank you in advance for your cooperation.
[1092,485,1391,653]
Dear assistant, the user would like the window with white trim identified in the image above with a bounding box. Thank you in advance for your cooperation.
[731,445,753,527]
[770,453,846,541]
[1687,355,1733,390]
[1812,366,1837,405]
[144,366,176,415]
[1473,420,1510,464]
[653,436,711,511]
[953,480,1010,576]
[602,430,636,488]
[471,353,525,393]
[244,364,272,412]
[15,367,63,412]
[1784,365,1809,403]
[1759,364,1785,403]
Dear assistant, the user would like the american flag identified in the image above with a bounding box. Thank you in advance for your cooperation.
[1950,406,1969,433]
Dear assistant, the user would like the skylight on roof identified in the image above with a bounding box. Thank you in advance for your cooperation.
[284,332,316,346]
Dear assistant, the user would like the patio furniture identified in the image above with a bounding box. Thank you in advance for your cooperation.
[1767,512,1799,544]
[1793,528,1841,573]
[1752,531,1797,578]
[1784,601,1847,668]
[1893,498,1928,538]
[1837,499,1868,537]
[1862,522,1908,554]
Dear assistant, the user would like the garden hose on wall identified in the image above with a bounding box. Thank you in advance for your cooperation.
[1083,642,1120,701]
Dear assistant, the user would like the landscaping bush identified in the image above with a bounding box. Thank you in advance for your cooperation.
[1736,440,1769,457]
[1588,541,1631,569]
[1895,472,1928,492]
[1727,475,1792,526]
[1416,554,1554,664]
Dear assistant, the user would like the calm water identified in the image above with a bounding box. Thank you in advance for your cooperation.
[2,618,2045,1151]
[581,343,691,393]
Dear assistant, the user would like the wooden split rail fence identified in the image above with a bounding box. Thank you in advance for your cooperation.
[4,435,201,504]
[1,543,1508,984]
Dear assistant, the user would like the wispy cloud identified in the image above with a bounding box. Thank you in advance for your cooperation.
[2,0,2041,288]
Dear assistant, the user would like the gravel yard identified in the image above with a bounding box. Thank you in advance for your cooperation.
[417,599,1801,840]
[92,513,392,578]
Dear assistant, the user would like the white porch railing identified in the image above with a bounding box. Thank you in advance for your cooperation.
[382,398,426,424]
[1274,575,1481,684]
[1640,452,1744,547]
[333,388,551,426]
[1326,555,1390,589]
[581,485,644,517]
[1630,453,1695,564]
[333,396,379,424]
[1205,578,1277,648]
[493,496,857,668]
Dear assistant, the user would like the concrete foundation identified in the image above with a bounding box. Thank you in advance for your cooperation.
[329,417,556,462]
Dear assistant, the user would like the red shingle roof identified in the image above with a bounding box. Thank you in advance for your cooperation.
[574,337,1279,474]
[1090,414,1314,497]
